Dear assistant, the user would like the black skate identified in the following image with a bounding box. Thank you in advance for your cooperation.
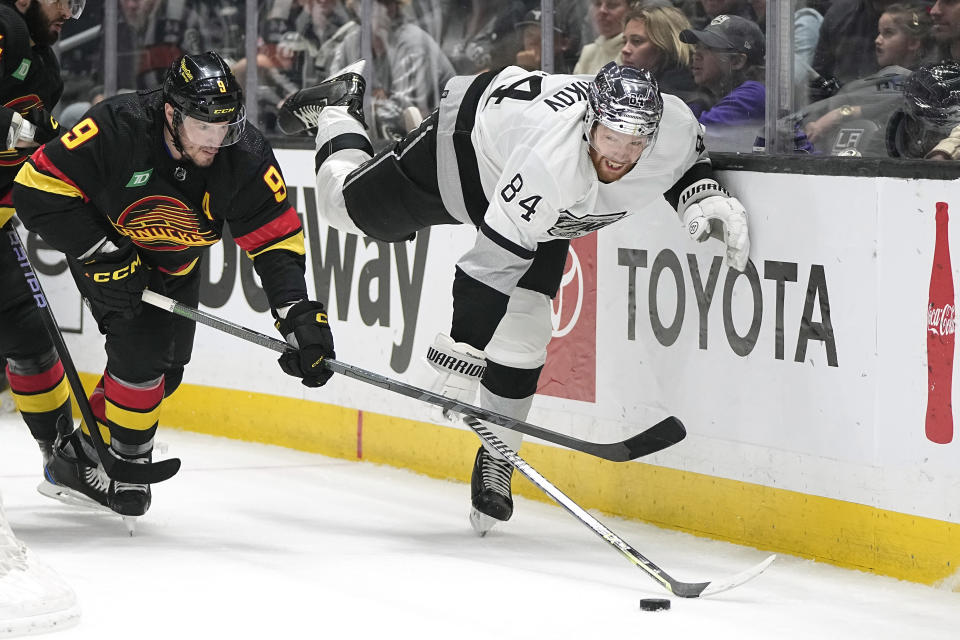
[278,60,367,135]
[469,446,514,536]
[38,430,110,512]
[107,455,152,518]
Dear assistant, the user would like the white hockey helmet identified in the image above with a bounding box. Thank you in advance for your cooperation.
[584,62,663,161]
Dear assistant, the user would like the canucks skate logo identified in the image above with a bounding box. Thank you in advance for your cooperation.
[549,210,627,239]
[115,195,220,250]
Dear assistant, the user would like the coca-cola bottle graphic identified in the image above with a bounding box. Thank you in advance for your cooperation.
[926,201,955,444]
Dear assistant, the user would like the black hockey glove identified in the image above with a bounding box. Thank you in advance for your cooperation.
[25,108,61,144]
[77,241,149,318]
[276,300,335,387]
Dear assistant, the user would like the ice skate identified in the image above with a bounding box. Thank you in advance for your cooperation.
[108,455,152,519]
[469,446,514,536]
[278,60,367,135]
[38,430,110,513]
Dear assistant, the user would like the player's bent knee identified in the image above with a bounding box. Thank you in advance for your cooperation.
[485,289,552,370]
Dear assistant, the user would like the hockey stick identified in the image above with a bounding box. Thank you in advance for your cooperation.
[5,223,180,484]
[467,418,776,597]
[140,290,686,462]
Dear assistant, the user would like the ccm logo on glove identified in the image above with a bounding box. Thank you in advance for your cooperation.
[89,253,142,282]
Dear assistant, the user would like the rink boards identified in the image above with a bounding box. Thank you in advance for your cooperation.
[28,149,958,588]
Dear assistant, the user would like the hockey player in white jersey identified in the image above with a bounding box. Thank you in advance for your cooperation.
[279,61,749,533]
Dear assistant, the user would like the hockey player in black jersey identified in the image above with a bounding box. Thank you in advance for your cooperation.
[0,0,84,482]
[280,61,750,534]
[13,51,336,518]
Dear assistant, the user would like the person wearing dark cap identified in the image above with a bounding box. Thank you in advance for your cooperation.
[680,14,765,151]
[514,9,575,73]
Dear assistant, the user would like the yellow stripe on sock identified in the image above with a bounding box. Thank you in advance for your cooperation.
[11,377,70,414]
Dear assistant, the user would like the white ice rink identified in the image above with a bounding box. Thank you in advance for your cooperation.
[1,411,958,640]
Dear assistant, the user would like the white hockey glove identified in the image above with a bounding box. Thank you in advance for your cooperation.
[425,333,486,423]
[681,192,750,272]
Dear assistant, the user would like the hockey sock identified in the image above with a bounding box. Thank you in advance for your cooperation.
[6,352,71,443]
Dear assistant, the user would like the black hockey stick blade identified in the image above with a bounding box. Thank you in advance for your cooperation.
[5,223,180,484]
[141,290,685,462]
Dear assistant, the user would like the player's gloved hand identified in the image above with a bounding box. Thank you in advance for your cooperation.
[276,300,335,387]
[681,195,750,272]
[78,240,149,318]
[24,108,61,144]
[425,333,486,423]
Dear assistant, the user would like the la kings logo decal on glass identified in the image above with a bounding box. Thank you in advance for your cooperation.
[548,210,627,239]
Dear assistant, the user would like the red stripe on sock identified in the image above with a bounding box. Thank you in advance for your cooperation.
[103,373,165,411]
[5,360,64,394]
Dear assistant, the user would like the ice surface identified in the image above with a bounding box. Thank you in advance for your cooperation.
[1,413,957,639]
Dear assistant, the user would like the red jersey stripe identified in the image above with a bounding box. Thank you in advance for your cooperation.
[30,147,89,201]
[233,206,301,252]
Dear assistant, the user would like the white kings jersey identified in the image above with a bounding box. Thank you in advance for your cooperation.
[436,65,708,302]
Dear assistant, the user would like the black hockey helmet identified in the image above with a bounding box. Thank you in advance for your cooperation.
[887,61,960,158]
[163,51,245,147]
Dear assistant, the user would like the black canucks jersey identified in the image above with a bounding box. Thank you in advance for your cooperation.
[12,89,308,310]
[0,2,64,224]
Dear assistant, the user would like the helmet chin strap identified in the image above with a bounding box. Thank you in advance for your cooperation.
[165,108,187,156]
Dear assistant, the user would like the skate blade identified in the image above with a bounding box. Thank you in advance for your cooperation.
[36,480,111,513]
[123,516,139,536]
[469,508,498,537]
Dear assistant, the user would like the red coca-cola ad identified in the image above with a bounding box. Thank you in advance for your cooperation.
[537,235,597,403]
[926,201,955,444]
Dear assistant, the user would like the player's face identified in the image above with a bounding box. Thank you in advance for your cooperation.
[931,0,960,43]
[621,19,662,73]
[587,124,648,182]
[165,106,241,168]
[27,0,73,46]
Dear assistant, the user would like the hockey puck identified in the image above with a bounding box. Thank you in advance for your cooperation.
[639,598,671,612]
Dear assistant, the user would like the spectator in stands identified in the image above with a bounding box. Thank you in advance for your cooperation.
[573,0,628,75]
[812,0,900,90]
[232,0,355,131]
[196,1,246,63]
[620,4,707,108]
[680,14,765,152]
[271,0,353,85]
[435,0,531,74]
[804,3,933,147]
[332,0,455,135]
[930,0,960,59]
[116,0,205,90]
[514,9,575,73]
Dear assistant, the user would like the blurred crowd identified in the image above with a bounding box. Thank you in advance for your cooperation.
[53,1,960,159]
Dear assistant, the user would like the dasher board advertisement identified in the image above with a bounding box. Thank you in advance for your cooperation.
[42,149,959,524]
